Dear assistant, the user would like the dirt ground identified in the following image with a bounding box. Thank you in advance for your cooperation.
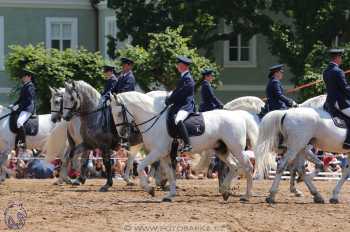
[0,178,349,232]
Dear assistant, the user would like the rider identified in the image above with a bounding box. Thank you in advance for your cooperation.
[113,57,136,94]
[10,68,36,150]
[101,64,118,102]
[165,55,195,153]
[265,64,297,112]
[199,68,223,112]
[323,48,350,148]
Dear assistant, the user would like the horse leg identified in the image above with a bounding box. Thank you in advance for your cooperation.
[330,156,350,204]
[216,152,239,201]
[234,151,253,202]
[100,148,113,192]
[300,146,324,203]
[267,149,298,204]
[72,148,88,185]
[54,146,73,185]
[160,156,177,202]
[123,145,141,186]
[289,167,304,197]
[137,150,163,197]
[289,153,305,197]
[0,148,10,182]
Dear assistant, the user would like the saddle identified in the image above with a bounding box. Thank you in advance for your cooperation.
[9,111,39,136]
[166,108,205,139]
[324,103,350,149]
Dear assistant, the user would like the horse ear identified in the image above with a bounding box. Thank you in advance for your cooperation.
[49,86,55,94]
[64,81,71,89]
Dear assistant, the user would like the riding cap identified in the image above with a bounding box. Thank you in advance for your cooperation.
[201,68,214,76]
[268,64,284,78]
[176,55,192,65]
[21,68,36,77]
[328,48,345,56]
[103,64,115,72]
[120,57,134,65]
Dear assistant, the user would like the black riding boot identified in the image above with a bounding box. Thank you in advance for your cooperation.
[177,121,192,153]
[343,129,350,149]
[15,126,26,152]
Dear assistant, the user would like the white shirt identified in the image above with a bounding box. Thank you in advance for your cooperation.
[181,70,189,78]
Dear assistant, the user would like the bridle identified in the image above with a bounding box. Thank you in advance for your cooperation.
[50,94,64,117]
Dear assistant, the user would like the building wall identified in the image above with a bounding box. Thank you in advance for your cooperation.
[213,34,294,103]
[0,2,96,104]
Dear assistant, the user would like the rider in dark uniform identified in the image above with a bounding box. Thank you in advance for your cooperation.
[199,68,223,112]
[101,64,118,102]
[113,57,136,94]
[165,55,195,152]
[10,69,36,150]
[323,48,350,148]
[265,64,297,111]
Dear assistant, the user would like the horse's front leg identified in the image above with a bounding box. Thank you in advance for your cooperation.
[54,146,73,185]
[137,150,163,197]
[100,149,113,192]
[160,156,176,202]
[123,145,141,186]
[234,151,253,202]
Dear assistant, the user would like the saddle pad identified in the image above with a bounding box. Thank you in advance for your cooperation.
[9,112,39,136]
[324,104,350,129]
[166,109,205,138]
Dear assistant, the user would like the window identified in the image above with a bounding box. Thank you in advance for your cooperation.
[0,16,4,70]
[223,32,257,68]
[45,17,78,51]
[104,16,130,58]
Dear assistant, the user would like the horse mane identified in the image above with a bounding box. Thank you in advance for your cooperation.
[300,95,326,109]
[118,91,161,113]
[72,80,101,107]
[224,96,265,114]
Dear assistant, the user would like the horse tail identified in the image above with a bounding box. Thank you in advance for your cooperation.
[243,113,259,149]
[254,110,286,177]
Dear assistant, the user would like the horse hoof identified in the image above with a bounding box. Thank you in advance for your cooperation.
[222,192,230,201]
[313,196,325,204]
[99,186,110,192]
[294,192,304,198]
[266,196,275,204]
[162,197,172,202]
[329,198,339,204]
[71,180,81,186]
[148,187,155,197]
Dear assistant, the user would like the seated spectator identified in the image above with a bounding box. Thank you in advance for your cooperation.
[27,159,54,179]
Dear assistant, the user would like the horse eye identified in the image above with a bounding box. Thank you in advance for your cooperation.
[70,97,74,101]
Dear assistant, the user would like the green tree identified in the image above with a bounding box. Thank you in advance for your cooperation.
[298,42,350,101]
[107,0,350,84]
[5,44,106,113]
[116,27,220,91]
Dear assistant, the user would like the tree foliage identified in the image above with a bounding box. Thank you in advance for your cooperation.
[5,44,105,113]
[107,0,350,84]
[297,42,350,101]
[116,27,220,91]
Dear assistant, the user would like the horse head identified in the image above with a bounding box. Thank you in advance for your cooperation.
[50,87,64,123]
[62,81,81,121]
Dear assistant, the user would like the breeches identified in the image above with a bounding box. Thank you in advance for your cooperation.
[175,110,190,125]
[17,111,31,128]
[335,102,350,117]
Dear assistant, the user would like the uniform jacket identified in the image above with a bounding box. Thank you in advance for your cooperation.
[167,71,195,113]
[14,81,36,114]
[266,77,293,111]
[114,71,135,94]
[101,75,118,99]
[199,80,223,112]
[323,62,350,110]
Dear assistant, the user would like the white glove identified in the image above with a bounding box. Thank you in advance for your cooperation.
[292,101,298,107]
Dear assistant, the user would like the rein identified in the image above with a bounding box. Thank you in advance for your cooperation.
[115,104,169,134]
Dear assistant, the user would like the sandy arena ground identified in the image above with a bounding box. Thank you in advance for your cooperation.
[0,178,349,232]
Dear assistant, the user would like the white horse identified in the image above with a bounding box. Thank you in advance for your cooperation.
[0,105,68,182]
[110,91,258,202]
[255,94,350,204]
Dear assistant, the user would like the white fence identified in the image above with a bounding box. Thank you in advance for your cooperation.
[268,170,350,181]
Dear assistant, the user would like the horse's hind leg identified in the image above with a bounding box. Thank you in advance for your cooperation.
[160,156,177,202]
[234,151,253,202]
[267,149,299,204]
[330,155,350,204]
[289,167,304,197]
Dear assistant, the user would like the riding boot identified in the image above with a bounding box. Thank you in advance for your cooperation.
[343,129,350,149]
[177,121,192,153]
[16,126,26,151]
